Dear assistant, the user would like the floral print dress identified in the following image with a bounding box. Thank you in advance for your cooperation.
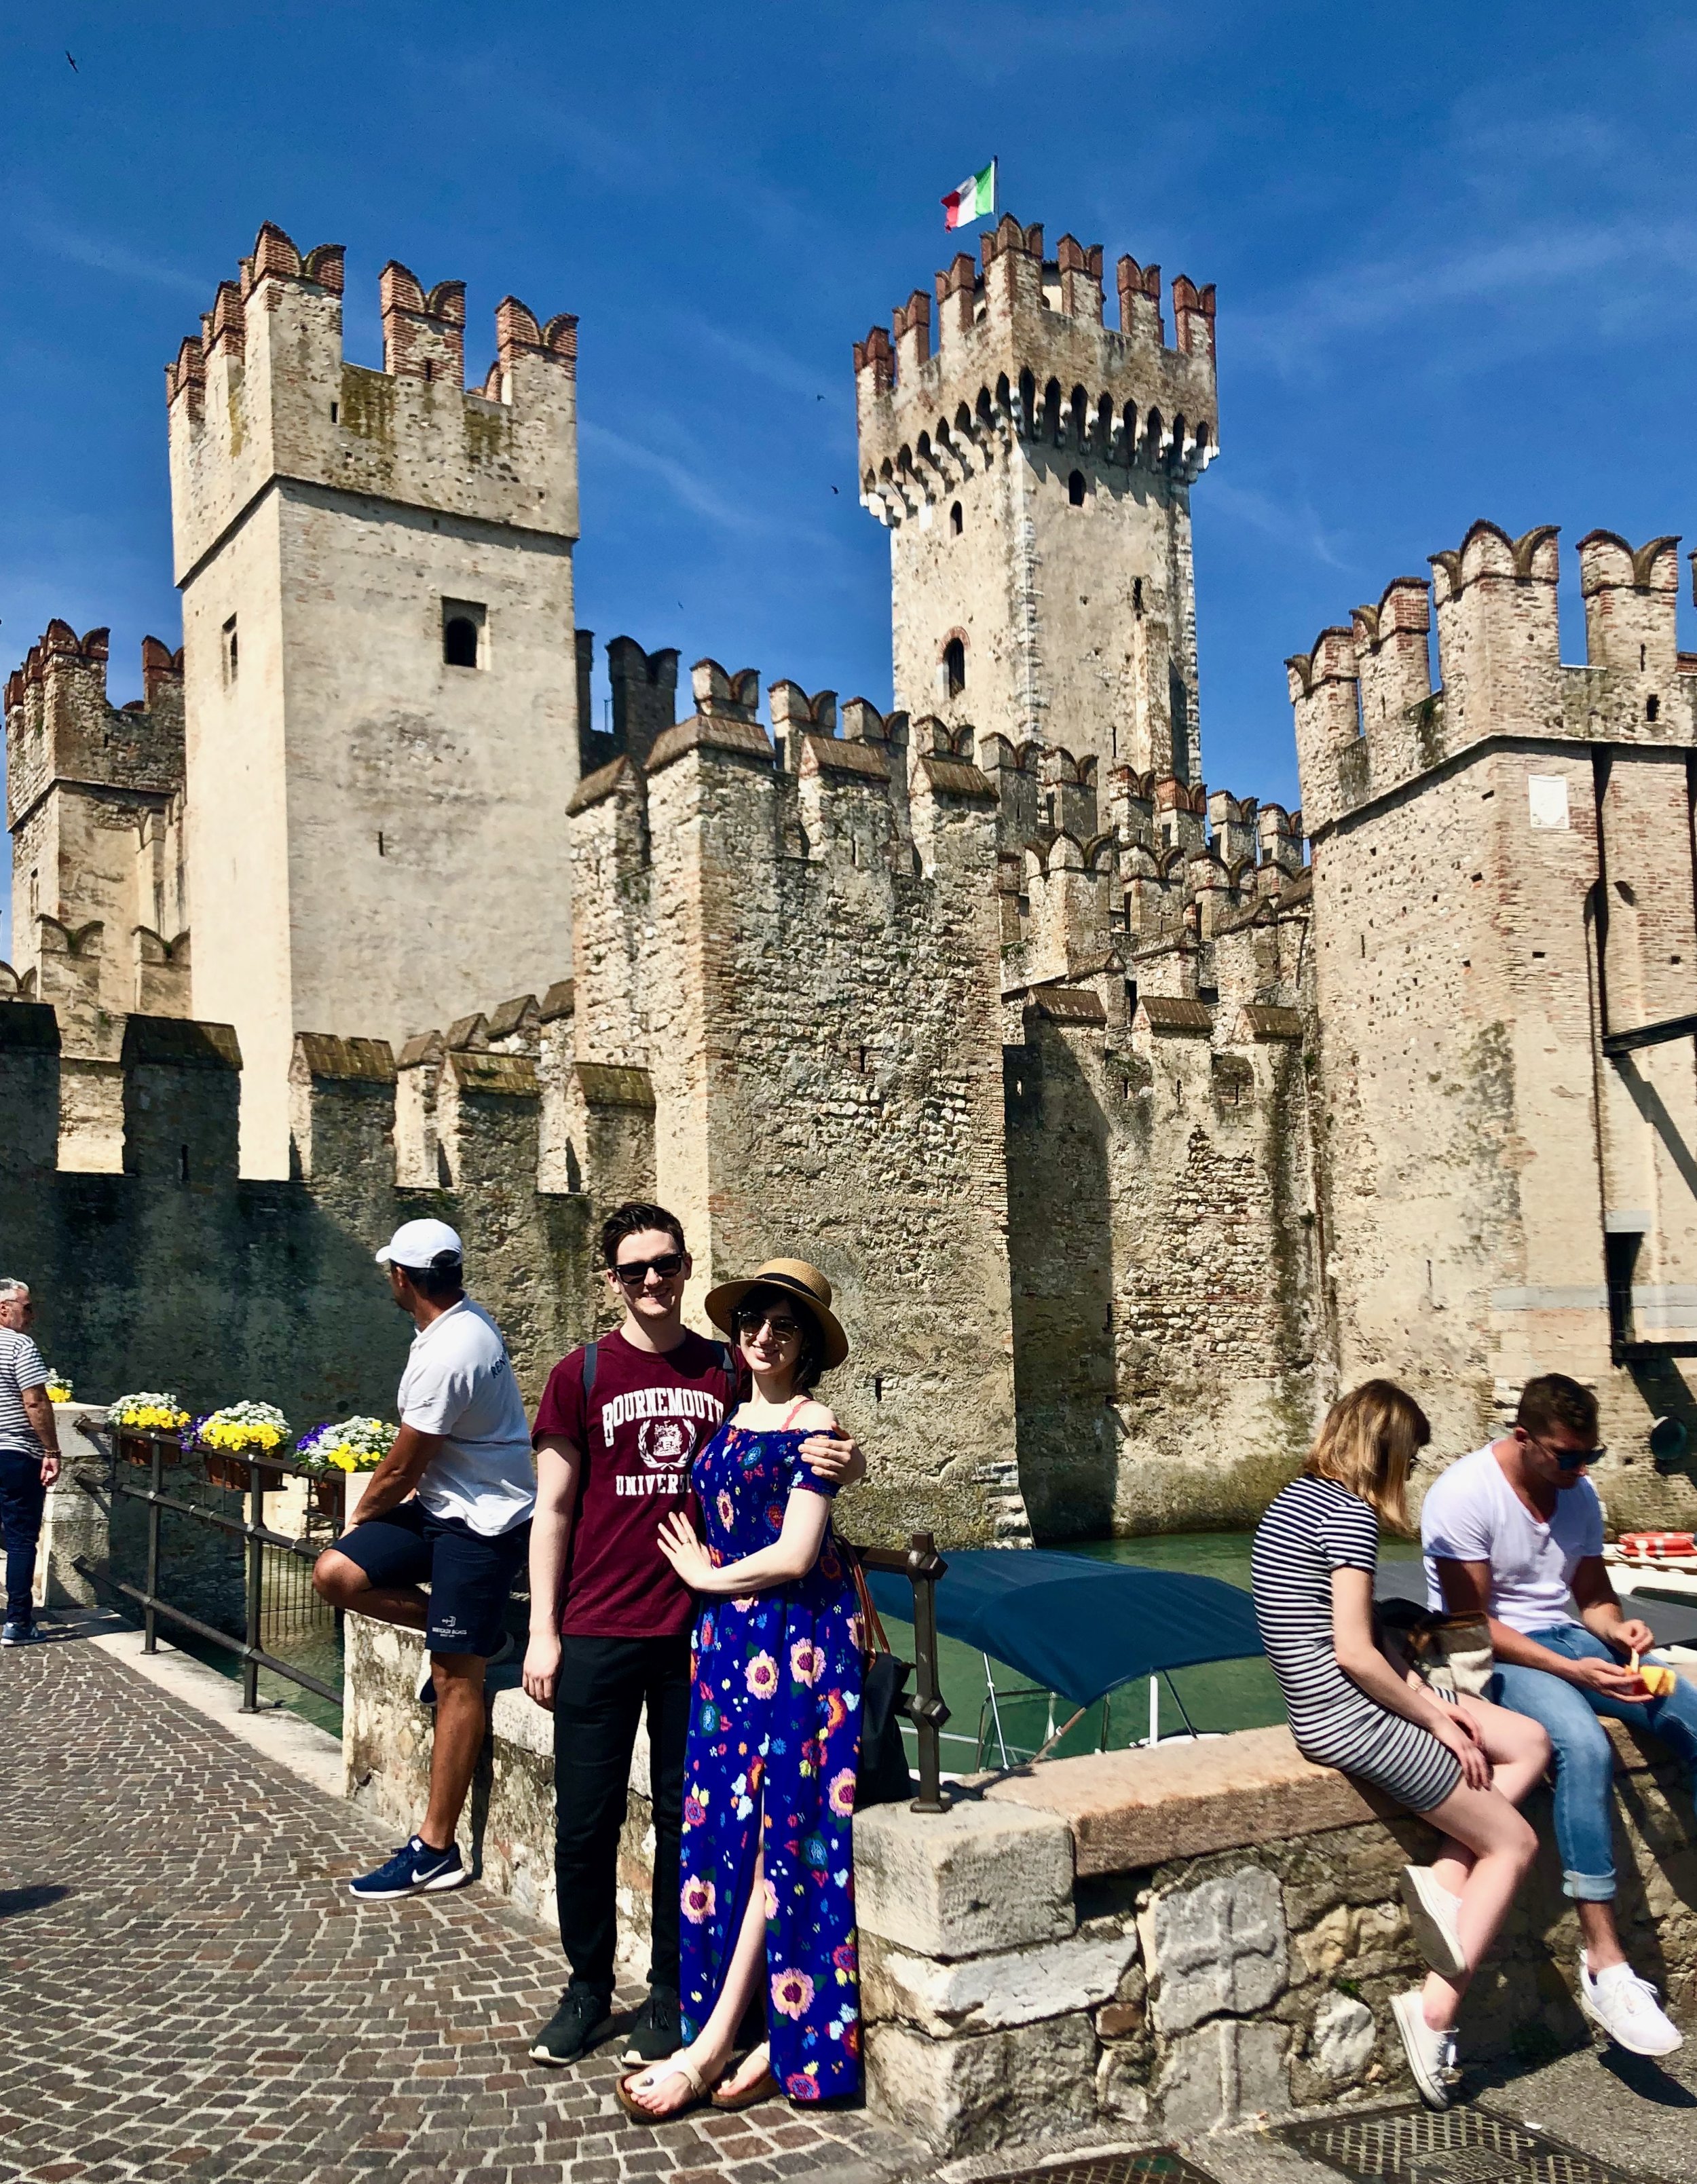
[678,1417,863,2102]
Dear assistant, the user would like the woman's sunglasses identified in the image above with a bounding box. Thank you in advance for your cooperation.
[734,1308,802,1341]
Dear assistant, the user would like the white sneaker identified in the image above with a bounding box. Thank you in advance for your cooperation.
[1391,1989,1460,2109]
[1400,1866,1467,1980]
[1578,1954,1683,2057]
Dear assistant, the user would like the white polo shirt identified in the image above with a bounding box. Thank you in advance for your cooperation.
[397,1298,536,1537]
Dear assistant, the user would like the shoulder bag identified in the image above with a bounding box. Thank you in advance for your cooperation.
[845,1547,918,1809]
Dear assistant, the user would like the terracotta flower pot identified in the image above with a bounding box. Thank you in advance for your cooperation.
[118,1431,181,1469]
[312,1476,343,1520]
[204,1452,250,1493]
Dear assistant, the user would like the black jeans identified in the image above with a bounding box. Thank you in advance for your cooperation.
[0,1448,48,1627]
[553,1632,691,1996]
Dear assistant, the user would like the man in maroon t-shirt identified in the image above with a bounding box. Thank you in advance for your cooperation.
[522,1201,865,2068]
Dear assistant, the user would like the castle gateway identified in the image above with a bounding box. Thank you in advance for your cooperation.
[5,215,1696,1541]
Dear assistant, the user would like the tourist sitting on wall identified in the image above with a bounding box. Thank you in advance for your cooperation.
[1253,1382,1551,2109]
[313,1218,537,1900]
[614,1258,862,2119]
[1423,1372,1697,2059]
[522,1209,865,2075]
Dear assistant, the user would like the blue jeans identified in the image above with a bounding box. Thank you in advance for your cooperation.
[1492,1623,1697,1900]
[0,1446,48,1628]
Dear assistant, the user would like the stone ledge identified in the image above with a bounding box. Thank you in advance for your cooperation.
[983,1727,1398,1875]
[982,1718,1679,1879]
[855,1795,1075,1959]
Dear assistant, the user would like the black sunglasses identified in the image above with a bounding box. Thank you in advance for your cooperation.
[1527,1430,1606,1471]
[734,1306,802,1338]
[612,1251,684,1287]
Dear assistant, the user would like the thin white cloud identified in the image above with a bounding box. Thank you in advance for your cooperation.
[578,418,764,533]
[1235,217,1697,377]
[674,315,844,408]
[1203,474,1349,572]
[19,211,206,297]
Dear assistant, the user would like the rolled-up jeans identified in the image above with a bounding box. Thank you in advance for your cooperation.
[1491,1623,1697,1900]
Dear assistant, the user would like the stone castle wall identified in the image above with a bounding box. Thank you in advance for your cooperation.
[1294,521,1697,1531]
[0,1001,593,1430]
[567,664,1032,1546]
[165,223,582,1178]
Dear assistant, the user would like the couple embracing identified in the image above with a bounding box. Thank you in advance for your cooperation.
[523,1201,868,2118]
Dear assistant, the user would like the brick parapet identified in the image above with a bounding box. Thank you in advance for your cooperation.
[5,621,185,831]
[855,213,1218,520]
[1291,521,1697,840]
[167,220,579,584]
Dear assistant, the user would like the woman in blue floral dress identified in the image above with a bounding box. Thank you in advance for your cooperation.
[617,1260,862,2121]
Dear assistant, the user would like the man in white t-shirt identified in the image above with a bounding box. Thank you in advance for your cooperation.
[314,1220,536,1900]
[1423,1372,1697,2057]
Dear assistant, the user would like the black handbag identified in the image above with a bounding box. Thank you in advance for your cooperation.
[847,1550,918,1809]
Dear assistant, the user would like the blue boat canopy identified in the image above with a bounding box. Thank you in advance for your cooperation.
[864,1549,1263,1708]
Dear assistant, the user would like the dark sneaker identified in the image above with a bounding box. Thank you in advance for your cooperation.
[1,1622,43,1646]
[620,1984,681,2064]
[530,1984,616,2067]
[348,1836,468,1900]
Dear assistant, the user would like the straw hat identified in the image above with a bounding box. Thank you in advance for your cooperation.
[704,1259,850,1370]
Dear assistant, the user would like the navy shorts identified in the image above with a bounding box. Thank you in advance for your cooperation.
[335,1501,529,1658]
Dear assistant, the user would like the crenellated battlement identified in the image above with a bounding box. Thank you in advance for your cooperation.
[977,721,1307,992]
[1290,519,1697,835]
[856,211,1218,525]
[167,220,579,583]
[5,622,184,831]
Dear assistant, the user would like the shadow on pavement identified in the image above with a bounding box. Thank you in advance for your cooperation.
[1597,2045,1697,2108]
[0,1883,72,1920]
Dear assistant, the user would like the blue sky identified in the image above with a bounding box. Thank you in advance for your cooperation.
[6,2,1697,958]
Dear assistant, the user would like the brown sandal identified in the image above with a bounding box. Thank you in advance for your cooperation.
[711,2065,780,2111]
[615,2056,708,2123]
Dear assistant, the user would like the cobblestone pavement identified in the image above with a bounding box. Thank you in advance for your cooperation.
[0,1639,918,2184]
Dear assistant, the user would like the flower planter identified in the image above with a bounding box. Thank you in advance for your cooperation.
[118,1431,180,1469]
[203,1452,250,1494]
[312,1476,344,1521]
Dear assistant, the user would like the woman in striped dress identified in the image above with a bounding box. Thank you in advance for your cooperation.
[1252,1383,1550,2109]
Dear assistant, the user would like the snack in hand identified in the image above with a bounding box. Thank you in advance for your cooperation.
[1629,1650,1678,1699]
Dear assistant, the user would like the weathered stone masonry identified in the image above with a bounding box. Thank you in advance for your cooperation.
[12,208,1697,1541]
[1293,521,1697,1529]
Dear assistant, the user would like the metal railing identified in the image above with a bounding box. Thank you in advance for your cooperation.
[105,1435,954,1805]
[108,1431,343,1710]
[850,1530,952,1813]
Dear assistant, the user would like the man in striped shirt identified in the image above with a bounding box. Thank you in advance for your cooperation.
[0,1277,60,1646]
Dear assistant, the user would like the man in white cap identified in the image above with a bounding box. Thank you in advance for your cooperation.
[314,1219,536,1899]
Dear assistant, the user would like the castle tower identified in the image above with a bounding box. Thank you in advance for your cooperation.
[4,622,189,1030]
[1293,522,1697,1525]
[166,223,581,1173]
[856,216,1217,778]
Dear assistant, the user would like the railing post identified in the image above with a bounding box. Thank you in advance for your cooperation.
[906,1530,950,1813]
[143,1434,162,1654]
[242,1461,263,1712]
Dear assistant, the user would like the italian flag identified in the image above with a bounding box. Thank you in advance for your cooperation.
[942,159,996,230]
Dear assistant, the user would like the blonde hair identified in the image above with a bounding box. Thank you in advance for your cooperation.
[1305,1379,1431,1531]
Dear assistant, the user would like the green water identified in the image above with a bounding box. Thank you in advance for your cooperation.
[882,1528,1422,1771]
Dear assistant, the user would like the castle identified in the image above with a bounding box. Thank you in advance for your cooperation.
[6,214,1696,1541]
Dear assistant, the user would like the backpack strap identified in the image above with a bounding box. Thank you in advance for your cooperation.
[582,1340,598,1401]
